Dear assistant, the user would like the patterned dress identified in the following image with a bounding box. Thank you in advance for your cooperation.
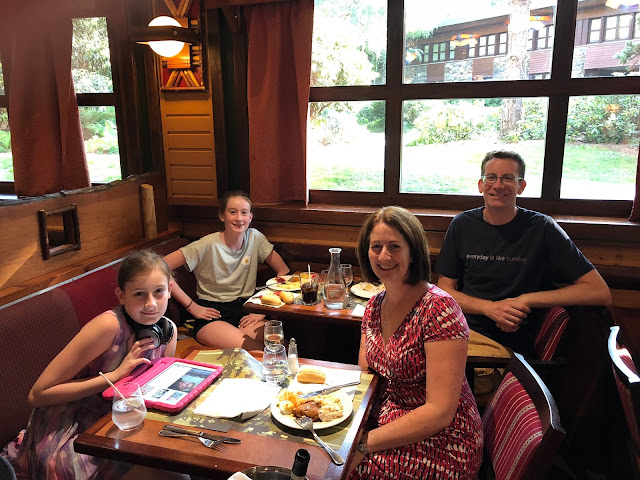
[350,285,483,480]
[9,306,166,480]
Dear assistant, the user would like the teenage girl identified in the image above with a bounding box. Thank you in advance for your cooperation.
[8,251,187,480]
[164,190,289,351]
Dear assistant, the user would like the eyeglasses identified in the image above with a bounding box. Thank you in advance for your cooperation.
[481,174,523,185]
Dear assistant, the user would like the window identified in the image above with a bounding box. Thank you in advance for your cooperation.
[72,17,122,184]
[308,1,639,215]
[590,13,636,43]
[0,59,10,187]
[0,14,127,192]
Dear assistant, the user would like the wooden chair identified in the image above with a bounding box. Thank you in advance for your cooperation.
[608,325,640,474]
[481,352,565,480]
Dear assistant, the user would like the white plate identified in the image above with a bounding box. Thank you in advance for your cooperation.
[270,390,353,430]
[266,275,301,292]
[350,282,385,299]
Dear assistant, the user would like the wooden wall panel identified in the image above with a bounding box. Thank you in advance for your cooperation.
[161,94,218,205]
[0,174,171,304]
[584,40,630,69]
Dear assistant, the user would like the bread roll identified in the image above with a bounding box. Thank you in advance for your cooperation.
[280,291,294,304]
[261,293,282,306]
[296,367,326,384]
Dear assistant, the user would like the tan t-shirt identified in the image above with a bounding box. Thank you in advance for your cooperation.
[181,229,273,302]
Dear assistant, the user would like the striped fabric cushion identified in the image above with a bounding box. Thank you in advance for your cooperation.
[483,372,543,480]
[534,307,570,361]
[613,351,640,454]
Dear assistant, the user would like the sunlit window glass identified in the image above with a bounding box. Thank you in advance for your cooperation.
[311,0,387,87]
[0,60,4,95]
[78,106,121,183]
[404,1,556,84]
[576,5,640,77]
[307,101,384,192]
[0,108,11,182]
[561,95,640,200]
[72,17,113,93]
[400,98,547,196]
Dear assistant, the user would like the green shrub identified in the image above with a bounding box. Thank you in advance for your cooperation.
[0,131,10,153]
[566,95,640,144]
[84,120,119,154]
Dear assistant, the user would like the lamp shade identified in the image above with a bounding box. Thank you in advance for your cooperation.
[148,16,185,58]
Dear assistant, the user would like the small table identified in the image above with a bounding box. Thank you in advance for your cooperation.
[74,348,379,480]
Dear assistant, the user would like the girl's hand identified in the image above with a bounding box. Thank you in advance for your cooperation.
[187,302,221,321]
[114,338,155,380]
[239,313,266,329]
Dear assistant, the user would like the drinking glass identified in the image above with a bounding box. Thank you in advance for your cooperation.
[300,272,319,305]
[319,269,329,298]
[262,343,288,383]
[340,264,354,307]
[112,382,147,431]
[264,320,284,347]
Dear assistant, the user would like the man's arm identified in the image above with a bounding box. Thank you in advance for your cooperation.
[437,276,530,332]
[516,269,612,308]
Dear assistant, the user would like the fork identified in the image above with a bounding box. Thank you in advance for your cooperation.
[294,416,344,465]
[158,430,228,452]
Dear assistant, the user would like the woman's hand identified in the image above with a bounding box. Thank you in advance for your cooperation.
[239,313,266,329]
[187,302,221,321]
[113,338,156,380]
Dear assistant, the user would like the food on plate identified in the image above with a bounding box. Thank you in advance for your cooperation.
[296,367,326,384]
[261,293,282,306]
[280,291,294,304]
[275,276,286,283]
[290,275,300,283]
[279,400,295,415]
[293,400,322,421]
[361,282,374,291]
[277,390,344,422]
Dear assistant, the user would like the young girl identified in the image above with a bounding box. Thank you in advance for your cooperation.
[164,191,289,351]
[9,251,187,480]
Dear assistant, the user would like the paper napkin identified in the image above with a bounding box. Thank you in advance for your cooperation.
[227,473,252,480]
[351,304,366,318]
[289,367,362,399]
[194,378,281,420]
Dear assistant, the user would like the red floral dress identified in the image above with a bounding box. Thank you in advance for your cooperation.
[350,285,483,480]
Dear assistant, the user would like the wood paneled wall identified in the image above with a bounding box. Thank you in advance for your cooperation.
[0,174,173,306]
[161,93,218,205]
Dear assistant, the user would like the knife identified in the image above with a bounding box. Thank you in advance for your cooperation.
[162,424,242,444]
[297,380,361,399]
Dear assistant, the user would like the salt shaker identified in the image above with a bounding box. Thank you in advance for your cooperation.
[288,338,299,377]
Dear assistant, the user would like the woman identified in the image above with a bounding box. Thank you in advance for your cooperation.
[350,206,482,480]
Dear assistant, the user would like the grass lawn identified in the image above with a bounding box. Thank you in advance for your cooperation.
[0,152,121,183]
[308,135,638,200]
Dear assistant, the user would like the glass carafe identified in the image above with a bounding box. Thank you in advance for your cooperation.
[323,247,346,310]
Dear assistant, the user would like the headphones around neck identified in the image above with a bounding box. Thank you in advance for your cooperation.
[122,308,174,349]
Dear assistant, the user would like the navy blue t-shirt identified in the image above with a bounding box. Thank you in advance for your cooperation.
[435,207,594,352]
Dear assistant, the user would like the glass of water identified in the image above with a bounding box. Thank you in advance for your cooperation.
[264,320,284,347]
[262,344,288,383]
[112,382,146,431]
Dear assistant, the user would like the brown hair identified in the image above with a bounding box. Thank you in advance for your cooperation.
[117,250,173,289]
[356,206,431,286]
[219,190,253,214]
[481,150,526,178]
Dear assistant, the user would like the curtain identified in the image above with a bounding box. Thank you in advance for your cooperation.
[245,0,314,204]
[630,144,640,221]
[4,9,90,197]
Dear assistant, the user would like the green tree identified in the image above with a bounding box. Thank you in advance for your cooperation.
[310,0,385,126]
[71,17,113,93]
[616,16,640,70]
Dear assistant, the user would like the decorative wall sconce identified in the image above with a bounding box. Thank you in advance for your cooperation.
[130,0,206,91]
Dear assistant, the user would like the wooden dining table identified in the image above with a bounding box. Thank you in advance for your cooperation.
[74,347,379,480]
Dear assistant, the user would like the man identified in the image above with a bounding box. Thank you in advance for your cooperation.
[436,150,611,362]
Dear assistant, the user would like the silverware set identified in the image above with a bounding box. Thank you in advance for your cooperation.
[158,424,242,452]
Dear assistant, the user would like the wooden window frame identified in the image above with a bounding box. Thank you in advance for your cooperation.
[308,1,638,219]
